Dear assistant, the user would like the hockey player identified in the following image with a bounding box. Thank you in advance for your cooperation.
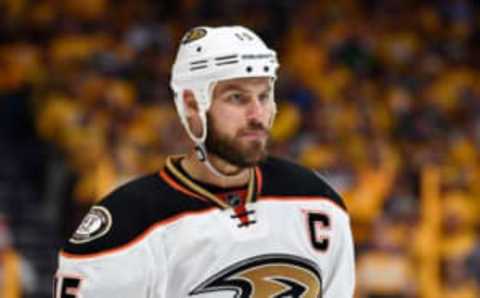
[55,25,355,297]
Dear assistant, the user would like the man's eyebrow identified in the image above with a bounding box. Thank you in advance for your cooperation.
[217,84,271,94]
[261,86,272,93]
[217,84,246,93]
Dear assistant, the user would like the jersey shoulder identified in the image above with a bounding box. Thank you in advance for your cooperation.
[62,173,211,256]
[259,156,347,211]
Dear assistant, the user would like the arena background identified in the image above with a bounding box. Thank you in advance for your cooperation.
[0,0,479,297]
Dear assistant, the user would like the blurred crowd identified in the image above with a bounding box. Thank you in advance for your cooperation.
[1,0,480,297]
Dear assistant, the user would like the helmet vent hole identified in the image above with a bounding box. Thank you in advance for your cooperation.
[246,66,253,73]
[264,66,269,72]
[196,46,202,52]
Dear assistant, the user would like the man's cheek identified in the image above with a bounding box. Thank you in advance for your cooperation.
[267,114,275,129]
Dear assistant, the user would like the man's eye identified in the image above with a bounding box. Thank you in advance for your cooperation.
[228,93,244,103]
[259,93,270,103]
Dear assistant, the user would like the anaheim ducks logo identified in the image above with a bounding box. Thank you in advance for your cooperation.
[182,28,207,44]
[189,254,322,298]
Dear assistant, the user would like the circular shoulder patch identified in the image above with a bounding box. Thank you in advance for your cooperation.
[69,206,112,244]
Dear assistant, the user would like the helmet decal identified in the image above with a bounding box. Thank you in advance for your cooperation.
[181,27,208,44]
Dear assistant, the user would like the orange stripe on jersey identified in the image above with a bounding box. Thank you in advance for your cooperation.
[60,207,216,260]
[159,170,207,202]
[259,196,348,215]
[255,167,263,195]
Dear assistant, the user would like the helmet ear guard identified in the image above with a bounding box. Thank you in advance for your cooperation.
[170,25,279,176]
[172,84,208,144]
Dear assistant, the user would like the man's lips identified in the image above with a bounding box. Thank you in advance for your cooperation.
[239,130,268,139]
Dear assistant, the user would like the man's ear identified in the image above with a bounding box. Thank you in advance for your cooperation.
[183,90,199,117]
[183,90,203,137]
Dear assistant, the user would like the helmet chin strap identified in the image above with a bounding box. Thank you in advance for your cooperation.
[194,143,247,178]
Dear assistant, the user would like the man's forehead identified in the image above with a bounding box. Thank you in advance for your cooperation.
[214,77,271,92]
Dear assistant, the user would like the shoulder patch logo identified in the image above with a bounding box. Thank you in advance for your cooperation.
[69,206,112,244]
[181,28,207,44]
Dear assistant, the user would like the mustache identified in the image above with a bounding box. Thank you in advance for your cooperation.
[239,121,268,135]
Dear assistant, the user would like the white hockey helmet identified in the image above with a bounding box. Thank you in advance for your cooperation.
[170,25,279,145]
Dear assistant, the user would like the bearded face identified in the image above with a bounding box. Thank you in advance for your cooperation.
[186,77,275,170]
[205,114,270,167]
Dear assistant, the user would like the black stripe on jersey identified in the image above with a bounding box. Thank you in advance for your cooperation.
[258,157,347,212]
[62,174,215,256]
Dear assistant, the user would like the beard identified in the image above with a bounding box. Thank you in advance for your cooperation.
[205,115,270,167]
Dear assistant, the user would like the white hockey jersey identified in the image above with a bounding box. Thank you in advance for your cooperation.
[55,156,355,297]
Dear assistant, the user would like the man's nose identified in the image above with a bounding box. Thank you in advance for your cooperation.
[246,98,265,120]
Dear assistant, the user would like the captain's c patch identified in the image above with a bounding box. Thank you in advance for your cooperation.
[70,206,112,244]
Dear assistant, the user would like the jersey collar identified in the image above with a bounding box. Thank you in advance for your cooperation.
[160,155,263,209]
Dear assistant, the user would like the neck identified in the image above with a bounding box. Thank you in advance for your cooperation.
[181,151,251,188]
